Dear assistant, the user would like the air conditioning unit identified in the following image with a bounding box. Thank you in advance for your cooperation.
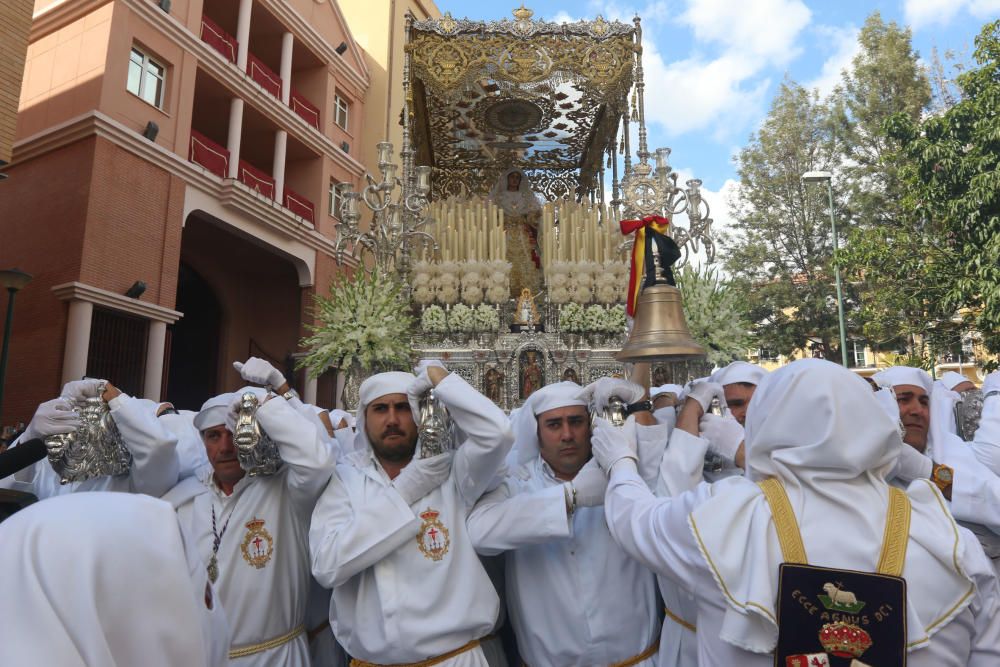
[340,141,350,153]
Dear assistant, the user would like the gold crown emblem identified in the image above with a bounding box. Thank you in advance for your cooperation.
[513,5,534,21]
[245,518,266,531]
[818,622,873,658]
[419,509,441,521]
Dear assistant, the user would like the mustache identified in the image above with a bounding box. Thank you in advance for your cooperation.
[381,427,406,437]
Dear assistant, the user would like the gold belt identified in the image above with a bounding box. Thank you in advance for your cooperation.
[663,605,696,632]
[350,638,481,667]
[229,624,305,659]
[523,638,659,667]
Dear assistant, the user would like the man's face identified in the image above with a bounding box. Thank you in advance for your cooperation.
[536,405,591,480]
[365,393,418,462]
[952,380,977,393]
[723,383,756,426]
[202,425,245,485]
[894,384,930,451]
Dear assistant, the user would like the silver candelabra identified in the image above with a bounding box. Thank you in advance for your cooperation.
[335,141,437,280]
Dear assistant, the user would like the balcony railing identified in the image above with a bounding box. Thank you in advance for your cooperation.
[283,187,314,224]
[290,88,321,130]
[189,130,230,178]
[238,160,276,199]
[200,16,237,64]
[247,52,282,99]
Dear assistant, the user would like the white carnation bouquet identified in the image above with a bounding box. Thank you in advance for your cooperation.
[559,302,585,333]
[299,271,414,376]
[474,304,500,332]
[420,304,447,333]
[448,303,475,332]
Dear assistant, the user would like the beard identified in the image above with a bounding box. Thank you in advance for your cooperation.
[369,428,418,462]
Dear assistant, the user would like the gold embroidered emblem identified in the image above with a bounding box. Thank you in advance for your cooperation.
[416,508,450,561]
[240,517,274,569]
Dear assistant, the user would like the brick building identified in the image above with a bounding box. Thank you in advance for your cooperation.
[0,0,370,426]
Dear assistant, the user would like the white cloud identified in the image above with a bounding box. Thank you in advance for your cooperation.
[904,0,1000,30]
[678,0,811,65]
[805,25,860,98]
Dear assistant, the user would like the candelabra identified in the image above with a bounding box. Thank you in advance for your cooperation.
[619,148,716,266]
[335,142,436,281]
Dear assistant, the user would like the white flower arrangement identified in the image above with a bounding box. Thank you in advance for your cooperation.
[595,284,618,305]
[584,304,608,333]
[606,304,627,334]
[438,285,459,305]
[559,303,586,333]
[569,283,592,303]
[474,304,500,332]
[549,286,571,304]
[299,271,414,376]
[461,285,484,305]
[421,304,447,333]
[485,285,509,304]
[448,303,476,332]
[413,285,436,305]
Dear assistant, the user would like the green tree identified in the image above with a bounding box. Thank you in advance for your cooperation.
[831,12,934,357]
[721,81,849,360]
[675,264,751,367]
[884,20,1000,359]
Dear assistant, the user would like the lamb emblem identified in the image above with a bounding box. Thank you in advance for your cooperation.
[818,582,866,613]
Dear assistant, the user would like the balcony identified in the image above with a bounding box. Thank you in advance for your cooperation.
[283,187,314,223]
[247,52,281,99]
[189,130,230,178]
[238,159,276,199]
[200,16,237,64]
[290,88,320,130]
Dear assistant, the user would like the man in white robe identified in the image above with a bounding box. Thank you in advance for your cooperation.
[2,378,179,498]
[0,492,229,667]
[970,371,1000,475]
[309,363,513,666]
[467,380,661,667]
[164,363,335,666]
[598,358,1000,666]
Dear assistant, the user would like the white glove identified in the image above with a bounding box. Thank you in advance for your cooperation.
[891,442,933,483]
[23,398,80,441]
[685,380,726,414]
[233,357,286,389]
[572,459,608,507]
[414,359,447,377]
[576,377,645,414]
[591,417,638,472]
[393,452,453,504]
[699,414,744,464]
[983,370,1000,396]
[60,379,105,403]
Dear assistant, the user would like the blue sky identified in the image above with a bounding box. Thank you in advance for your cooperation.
[438,0,998,234]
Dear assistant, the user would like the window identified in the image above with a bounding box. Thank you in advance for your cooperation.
[87,307,149,397]
[127,47,166,108]
[757,348,778,362]
[850,340,868,368]
[334,93,349,131]
[329,181,345,219]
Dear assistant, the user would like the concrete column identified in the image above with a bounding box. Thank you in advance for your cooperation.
[227,98,244,178]
[303,374,317,405]
[143,321,167,401]
[335,371,345,410]
[279,31,293,105]
[236,0,253,70]
[61,300,94,385]
[273,130,287,201]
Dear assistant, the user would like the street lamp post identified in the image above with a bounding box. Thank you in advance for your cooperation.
[802,171,849,368]
[0,269,33,423]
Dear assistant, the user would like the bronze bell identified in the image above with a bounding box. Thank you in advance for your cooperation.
[616,284,706,362]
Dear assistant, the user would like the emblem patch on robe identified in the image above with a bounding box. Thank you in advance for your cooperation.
[416,508,450,561]
[240,517,274,569]
[775,563,906,667]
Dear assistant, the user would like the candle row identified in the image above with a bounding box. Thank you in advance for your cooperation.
[539,200,620,269]
[424,198,507,262]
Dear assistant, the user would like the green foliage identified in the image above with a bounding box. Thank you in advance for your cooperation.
[675,264,752,367]
[298,271,414,378]
[721,80,850,360]
[882,20,1000,355]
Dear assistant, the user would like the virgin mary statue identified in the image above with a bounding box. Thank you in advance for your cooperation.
[490,168,543,297]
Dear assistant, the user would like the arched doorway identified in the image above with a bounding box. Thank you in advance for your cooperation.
[166,263,221,410]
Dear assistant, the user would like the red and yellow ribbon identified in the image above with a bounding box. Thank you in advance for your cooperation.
[619,215,670,317]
